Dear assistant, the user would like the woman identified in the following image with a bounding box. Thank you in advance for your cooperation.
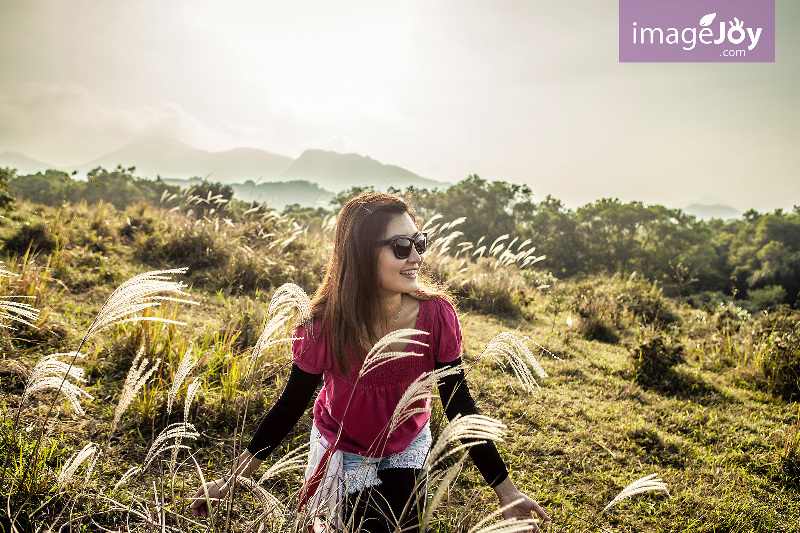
[190,193,550,532]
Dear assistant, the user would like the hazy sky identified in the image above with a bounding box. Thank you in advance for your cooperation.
[1,0,797,210]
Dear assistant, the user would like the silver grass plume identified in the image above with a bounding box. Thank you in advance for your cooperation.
[421,453,469,532]
[421,213,443,232]
[602,473,670,513]
[111,347,159,435]
[479,332,556,393]
[0,296,40,329]
[244,282,312,382]
[247,308,293,379]
[183,377,202,422]
[142,422,199,470]
[358,329,428,378]
[112,466,141,492]
[167,345,197,415]
[388,366,461,435]
[22,352,93,415]
[85,268,196,338]
[57,442,97,489]
[233,475,287,532]
[257,442,311,483]
[266,283,312,327]
[171,374,201,472]
[84,448,101,484]
[425,414,506,472]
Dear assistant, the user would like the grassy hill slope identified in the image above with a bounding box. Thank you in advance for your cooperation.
[1,198,798,532]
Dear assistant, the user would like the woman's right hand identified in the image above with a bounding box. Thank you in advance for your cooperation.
[189,478,229,518]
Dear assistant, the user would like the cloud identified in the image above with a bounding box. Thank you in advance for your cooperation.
[0,83,237,164]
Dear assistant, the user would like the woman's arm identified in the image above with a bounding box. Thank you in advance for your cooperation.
[190,364,321,518]
[435,358,550,532]
[246,363,322,459]
[435,358,508,486]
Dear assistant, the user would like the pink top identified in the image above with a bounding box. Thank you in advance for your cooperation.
[292,296,462,457]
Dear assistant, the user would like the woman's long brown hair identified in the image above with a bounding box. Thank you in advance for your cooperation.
[309,192,448,378]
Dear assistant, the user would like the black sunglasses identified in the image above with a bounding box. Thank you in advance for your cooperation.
[382,232,427,259]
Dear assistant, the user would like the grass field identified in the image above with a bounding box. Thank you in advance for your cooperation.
[1,198,799,532]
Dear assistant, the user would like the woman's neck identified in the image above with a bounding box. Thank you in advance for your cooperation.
[377,292,405,332]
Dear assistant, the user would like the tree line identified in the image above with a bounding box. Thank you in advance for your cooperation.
[4,168,799,310]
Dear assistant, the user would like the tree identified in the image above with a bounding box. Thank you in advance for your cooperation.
[0,167,16,209]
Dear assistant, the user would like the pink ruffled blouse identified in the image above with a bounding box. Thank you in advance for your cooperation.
[292,296,462,457]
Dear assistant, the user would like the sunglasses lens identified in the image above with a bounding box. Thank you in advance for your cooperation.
[414,234,426,254]
[393,239,413,259]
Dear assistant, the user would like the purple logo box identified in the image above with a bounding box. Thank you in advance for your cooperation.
[620,0,775,62]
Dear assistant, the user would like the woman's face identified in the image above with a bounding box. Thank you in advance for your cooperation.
[376,213,424,298]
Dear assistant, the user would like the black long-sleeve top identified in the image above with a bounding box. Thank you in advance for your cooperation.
[246,357,509,487]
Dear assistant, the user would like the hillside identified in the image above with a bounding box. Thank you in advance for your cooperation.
[1,196,798,532]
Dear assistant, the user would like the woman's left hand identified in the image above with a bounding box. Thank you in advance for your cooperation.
[494,477,551,532]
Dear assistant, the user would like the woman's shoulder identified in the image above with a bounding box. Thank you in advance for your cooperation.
[418,296,462,362]
[291,321,331,373]
[420,294,457,320]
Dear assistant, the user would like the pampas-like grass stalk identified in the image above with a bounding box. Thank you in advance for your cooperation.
[266,282,313,324]
[388,366,461,435]
[112,466,141,492]
[358,328,428,378]
[22,352,93,415]
[241,282,312,383]
[257,442,311,483]
[167,346,197,415]
[478,332,555,393]
[57,442,97,489]
[86,268,197,338]
[230,475,286,532]
[167,348,198,472]
[425,414,507,472]
[142,422,199,470]
[246,308,293,380]
[601,473,669,513]
[183,377,202,423]
[111,347,160,436]
[421,452,469,531]
[0,295,40,329]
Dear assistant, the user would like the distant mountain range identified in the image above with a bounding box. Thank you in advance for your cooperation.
[0,137,449,196]
[683,203,742,221]
[0,141,757,217]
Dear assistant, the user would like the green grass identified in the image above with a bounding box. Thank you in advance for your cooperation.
[1,198,799,532]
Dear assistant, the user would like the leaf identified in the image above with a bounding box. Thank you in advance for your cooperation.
[699,13,716,26]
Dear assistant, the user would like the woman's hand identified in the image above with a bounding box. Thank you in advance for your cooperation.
[494,477,551,532]
[190,451,262,519]
[189,478,229,519]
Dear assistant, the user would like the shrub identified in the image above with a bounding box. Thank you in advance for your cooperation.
[621,277,678,326]
[571,285,622,343]
[630,334,685,386]
[748,285,788,312]
[756,311,800,401]
[2,222,58,256]
[137,219,228,272]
